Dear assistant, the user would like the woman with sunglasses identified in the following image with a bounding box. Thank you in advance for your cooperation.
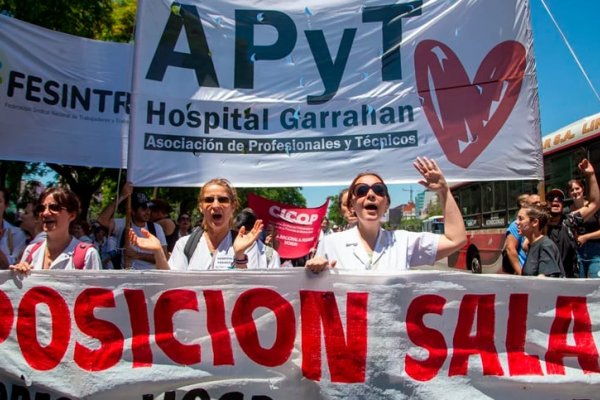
[10,187,101,272]
[306,157,466,272]
[130,178,264,270]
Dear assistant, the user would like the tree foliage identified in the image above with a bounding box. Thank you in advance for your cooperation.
[327,194,344,226]
[102,0,136,43]
[0,0,113,39]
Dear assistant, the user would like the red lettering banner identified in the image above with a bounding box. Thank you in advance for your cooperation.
[1,270,599,399]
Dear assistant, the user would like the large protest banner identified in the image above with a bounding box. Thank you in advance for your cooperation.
[1,270,599,399]
[0,14,131,168]
[129,0,543,187]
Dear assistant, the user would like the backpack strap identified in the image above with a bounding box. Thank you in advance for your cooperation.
[146,221,157,236]
[25,241,45,264]
[184,227,204,263]
[73,242,95,270]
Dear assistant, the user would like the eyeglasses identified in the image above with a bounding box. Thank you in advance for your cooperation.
[352,182,387,199]
[550,196,564,203]
[202,196,231,205]
[35,203,65,214]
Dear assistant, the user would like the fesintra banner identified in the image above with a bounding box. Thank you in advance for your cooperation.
[129,0,543,186]
[0,14,132,168]
[0,270,599,399]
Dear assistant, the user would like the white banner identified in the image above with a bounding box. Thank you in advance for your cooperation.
[129,0,543,187]
[0,15,132,168]
[1,270,599,399]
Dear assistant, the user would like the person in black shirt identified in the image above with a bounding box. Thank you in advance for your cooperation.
[517,203,564,277]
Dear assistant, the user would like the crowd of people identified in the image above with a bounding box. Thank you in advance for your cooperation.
[2,156,600,278]
[505,158,600,278]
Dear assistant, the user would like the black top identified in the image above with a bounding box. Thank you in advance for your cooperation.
[522,236,564,277]
[546,216,578,278]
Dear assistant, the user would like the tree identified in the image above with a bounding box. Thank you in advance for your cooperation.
[327,194,344,226]
[0,0,113,39]
[102,0,136,42]
[48,164,120,220]
[236,187,306,209]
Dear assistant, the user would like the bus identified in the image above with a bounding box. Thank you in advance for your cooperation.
[448,111,600,273]
[422,215,444,234]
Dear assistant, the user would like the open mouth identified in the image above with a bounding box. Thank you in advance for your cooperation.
[364,204,379,212]
[211,211,223,222]
[42,219,57,229]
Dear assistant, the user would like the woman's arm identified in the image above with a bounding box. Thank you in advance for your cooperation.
[413,157,467,260]
[575,159,599,221]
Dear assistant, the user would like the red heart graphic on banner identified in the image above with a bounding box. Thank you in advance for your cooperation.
[415,40,526,168]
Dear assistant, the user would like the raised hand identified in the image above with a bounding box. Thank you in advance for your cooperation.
[578,158,595,176]
[128,228,162,252]
[413,157,448,193]
[233,219,264,254]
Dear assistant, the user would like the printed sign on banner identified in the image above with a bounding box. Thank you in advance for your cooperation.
[1,270,600,399]
[247,193,328,258]
[0,15,132,168]
[129,0,543,187]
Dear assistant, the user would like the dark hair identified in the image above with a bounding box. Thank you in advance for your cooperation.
[39,187,81,216]
[523,202,551,230]
[347,172,391,207]
[150,198,172,214]
[234,208,257,231]
[567,179,585,194]
[71,219,90,235]
[93,224,109,235]
[178,213,191,222]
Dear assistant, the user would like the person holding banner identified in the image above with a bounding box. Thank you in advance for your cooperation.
[306,157,466,272]
[9,187,101,272]
[129,178,263,270]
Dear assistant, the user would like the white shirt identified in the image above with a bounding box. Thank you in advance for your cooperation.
[168,231,278,271]
[316,226,439,271]
[20,238,101,270]
[0,220,27,264]
[114,218,167,270]
[248,240,281,269]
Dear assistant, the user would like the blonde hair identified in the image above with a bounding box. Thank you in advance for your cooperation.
[197,178,239,230]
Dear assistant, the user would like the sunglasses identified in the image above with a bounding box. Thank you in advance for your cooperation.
[550,196,564,203]
[35,203,65,214]
[352,182,387,199]
[202,196,231,205]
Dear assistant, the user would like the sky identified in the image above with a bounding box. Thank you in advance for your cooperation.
[300,0,600,208]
